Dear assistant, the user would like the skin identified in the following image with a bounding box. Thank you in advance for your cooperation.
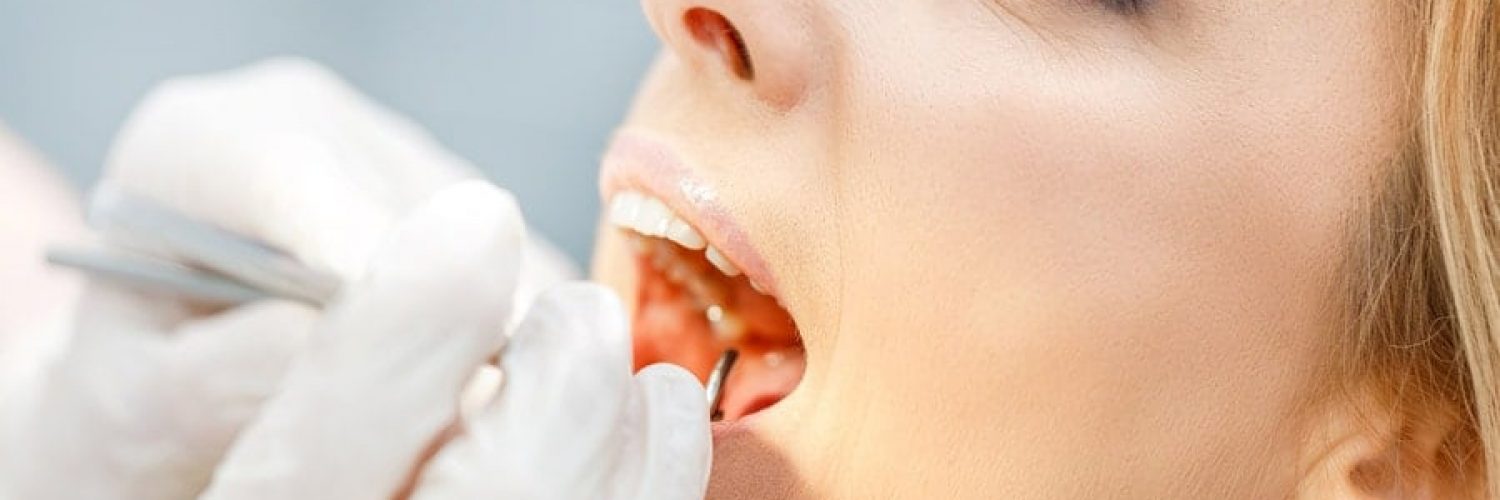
[594,0,1416,497]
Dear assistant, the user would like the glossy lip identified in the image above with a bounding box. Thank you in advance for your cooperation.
[598,130,783,438]
[598,130,781,298]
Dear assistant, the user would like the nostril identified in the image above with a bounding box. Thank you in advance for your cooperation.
[683,8,754,80]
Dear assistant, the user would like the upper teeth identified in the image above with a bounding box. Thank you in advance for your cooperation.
[609,190,741,277]
[704,246,740,277]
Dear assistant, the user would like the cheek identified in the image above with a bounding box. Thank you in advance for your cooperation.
[821,15,1375,492]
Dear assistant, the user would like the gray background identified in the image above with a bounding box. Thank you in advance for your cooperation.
[0,0,661,261]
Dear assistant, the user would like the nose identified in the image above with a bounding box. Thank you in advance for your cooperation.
[641,0,815,109]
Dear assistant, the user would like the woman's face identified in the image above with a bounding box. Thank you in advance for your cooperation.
[593,1,1412,497]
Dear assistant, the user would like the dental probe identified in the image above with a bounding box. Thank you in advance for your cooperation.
[82,187,341,306]
[46,192,337,307]
[48,245,334,308]
[46,246,279,306]
[706,349,739,422]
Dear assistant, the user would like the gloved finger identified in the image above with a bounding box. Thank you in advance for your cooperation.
[488,282,634,459]
[612,364,713,500]
[125,300,318,499]
[166,300,318,462]
[102,58,477,279]
[202,181,524,500]
[410,283,634,498]
[1,299,317,500]
[68,283,195,345]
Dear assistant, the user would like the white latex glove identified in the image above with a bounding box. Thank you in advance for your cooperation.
[101,57,578,297]
[0,286,319,500]
[200,186,711,500]
[408,287,712,500]
[0,58,573,499]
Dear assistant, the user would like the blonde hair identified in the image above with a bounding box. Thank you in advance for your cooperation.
[1346,0,1498,496]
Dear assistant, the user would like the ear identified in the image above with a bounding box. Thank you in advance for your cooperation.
[1297,394,1478,499]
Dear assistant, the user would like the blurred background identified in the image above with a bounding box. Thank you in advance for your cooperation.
[0,0,660,261]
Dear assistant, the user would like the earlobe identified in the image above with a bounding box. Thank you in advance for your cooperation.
[1296,396,1477,499]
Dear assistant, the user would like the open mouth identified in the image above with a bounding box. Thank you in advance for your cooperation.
[605,189,805,422]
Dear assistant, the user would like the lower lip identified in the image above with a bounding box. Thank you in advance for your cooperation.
[712,411,759,439]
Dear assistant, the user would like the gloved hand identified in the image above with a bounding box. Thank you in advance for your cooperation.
[0,58,574,499]
[199,185,711,500]
[407,288,712,500]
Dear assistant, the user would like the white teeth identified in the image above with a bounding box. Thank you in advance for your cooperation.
[610,191,707,251]
[705,246,741,277]
[610,191,770,347]
[608,191,644,227]
[663,219,707,250]
[635,196,672,237]
[610,191,735,276]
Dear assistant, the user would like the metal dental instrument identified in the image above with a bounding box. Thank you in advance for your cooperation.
[46,246,281,306]
[49,189,735,414]
[47,188,339,307]
[706,349,739,422]
[73,187,341,306]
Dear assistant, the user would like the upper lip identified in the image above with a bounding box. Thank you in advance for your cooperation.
[598,130,780,297]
